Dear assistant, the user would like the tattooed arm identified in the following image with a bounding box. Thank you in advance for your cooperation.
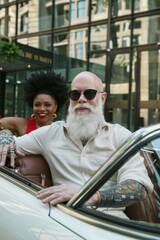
[89,179,147,209]
[0,129,24,167]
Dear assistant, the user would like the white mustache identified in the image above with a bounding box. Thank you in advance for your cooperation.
[72,103,93,112]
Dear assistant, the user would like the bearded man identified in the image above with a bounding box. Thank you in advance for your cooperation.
[0,71,153,218]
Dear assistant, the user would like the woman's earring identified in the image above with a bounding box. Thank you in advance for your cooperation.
[31,114,35,119]
[52,113,57,119]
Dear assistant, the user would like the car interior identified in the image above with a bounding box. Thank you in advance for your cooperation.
[124,149,160,223]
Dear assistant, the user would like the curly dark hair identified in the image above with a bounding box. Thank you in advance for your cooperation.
[25,71,68,112]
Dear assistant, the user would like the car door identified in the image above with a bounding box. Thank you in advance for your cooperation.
[60,124,160,240]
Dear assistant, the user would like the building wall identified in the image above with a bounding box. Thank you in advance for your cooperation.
[0,0,160,130]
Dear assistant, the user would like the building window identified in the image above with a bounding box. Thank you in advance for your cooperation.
[0,18,5,35]
[132,35,140,45]
[134,0,140,11]
[123,22,131,31]
[71,0,86,19]
[125,0,131,10]
[20,2,27,8]
[76,43,83,59]
[20,12,28,33]
[134,20,141,29]
[122,36,130,47]
[78,0,85,18]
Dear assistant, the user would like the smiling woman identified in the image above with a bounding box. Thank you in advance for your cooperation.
[0,71,68,136]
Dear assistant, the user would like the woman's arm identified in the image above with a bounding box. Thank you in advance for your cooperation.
[0,117,28,136]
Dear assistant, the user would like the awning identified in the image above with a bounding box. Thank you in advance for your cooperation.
[0,42,53,72]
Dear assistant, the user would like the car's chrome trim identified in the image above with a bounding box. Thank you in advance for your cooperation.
[58,204,160,240]
[0,166,42,195]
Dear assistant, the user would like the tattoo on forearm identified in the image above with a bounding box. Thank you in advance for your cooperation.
[0,131,13,145]
[99,179,147,208]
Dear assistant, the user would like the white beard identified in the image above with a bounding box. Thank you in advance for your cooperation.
[66,98,105,140]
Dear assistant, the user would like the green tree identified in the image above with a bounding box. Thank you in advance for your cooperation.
[0,41,22,63]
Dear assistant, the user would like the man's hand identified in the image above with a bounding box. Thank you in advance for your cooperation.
[37,184,76,205]
[0,129,24,167]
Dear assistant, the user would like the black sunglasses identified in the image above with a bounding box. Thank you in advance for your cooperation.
[69,89,103,101]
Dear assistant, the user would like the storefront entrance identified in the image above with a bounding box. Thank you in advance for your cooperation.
[0,43,53,117]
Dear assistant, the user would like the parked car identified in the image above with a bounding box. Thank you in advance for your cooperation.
[0,123,160,240]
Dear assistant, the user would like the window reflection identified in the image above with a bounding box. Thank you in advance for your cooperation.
[111,21,131,48]
[111,0,131,17]
[111,0,160,16]
[39,1,52,31]
[140,50,160,127]
[111,54,130,87]
[78,0,86,18]
[8,5,16,36]
[135,1,160,12]
[90,25,107,50]
[110,15,160,48]
[70,0,88,24]
[0,0,160,131]
[133,15,160,45]
[54,32,68,70]
[18,2,38,34]
[39,35,51,51]
[89,53,106,81]
[54,1,69,27]
[20,12,28,33]
[108,53,132,127]
[0,17,5,35]
[68,29,87,80]
[69,29,88,61]
[91,0,108,20]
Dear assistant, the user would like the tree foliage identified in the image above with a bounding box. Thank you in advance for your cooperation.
[0,41,22,62]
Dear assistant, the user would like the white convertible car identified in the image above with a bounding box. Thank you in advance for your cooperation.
[0,124,160,240]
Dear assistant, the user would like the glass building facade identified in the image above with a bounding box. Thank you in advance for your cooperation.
[0,0,160,131]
